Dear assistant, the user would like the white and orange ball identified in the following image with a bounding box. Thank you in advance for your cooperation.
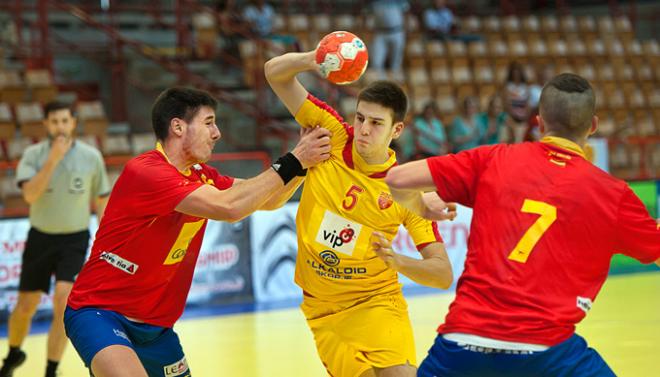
[315,31,369,85]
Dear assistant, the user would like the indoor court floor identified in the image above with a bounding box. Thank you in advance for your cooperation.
[2,272,658,376]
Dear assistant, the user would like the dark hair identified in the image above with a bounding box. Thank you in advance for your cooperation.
[506,61,527,84]
[357,80,408,123]
[44,101,73,118]
[539,73,595,138]
[151,87,218,140]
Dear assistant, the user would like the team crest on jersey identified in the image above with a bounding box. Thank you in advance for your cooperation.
[100,252,138,275]
[378,192,393,210]
[163,356,189,377]
[315,210,362,256]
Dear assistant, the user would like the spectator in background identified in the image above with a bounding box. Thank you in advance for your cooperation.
[242,0,298,50]
[414,101,449,157]
[217,0,245,58]
[242,0,274,39]
[450,96,482,152]
[477,94,509,145]
[369,0,409,82]
[423,0,454,40]
[0,101,110,377]
[503,61,531,143]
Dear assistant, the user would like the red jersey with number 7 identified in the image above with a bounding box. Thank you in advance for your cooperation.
[426,136,660,345]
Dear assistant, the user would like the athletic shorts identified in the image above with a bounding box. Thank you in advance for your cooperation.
[64,306,191,377]
[19,227,89,293]
[301,292,416,377]
[418,333,616,377]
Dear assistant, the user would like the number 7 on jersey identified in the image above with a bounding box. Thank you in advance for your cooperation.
[508,199,557,263]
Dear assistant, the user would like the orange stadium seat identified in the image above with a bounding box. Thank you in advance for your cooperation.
[312,14,333,33]
[15,102,46,140]
[461,15,481,34]
[335,14,357,32]
[0,71,27,105]
[482,15,502,39]
[25,69,57,103]
[78,100,109,140]
[272,14,286,34]
[427,40,447,60]
[559,15,578,37]
[502,15,521,40]
[577,16,598,39]
[0,103,15,160]
[429,60,451,85]
[521,15,540,34]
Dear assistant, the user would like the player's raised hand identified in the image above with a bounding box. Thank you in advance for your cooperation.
[292,126,332,168]
[422,192,457,222]
[372,231,400,270]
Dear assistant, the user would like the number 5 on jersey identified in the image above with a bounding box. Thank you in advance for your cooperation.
[342,185,364,210]
[508,199,557,263]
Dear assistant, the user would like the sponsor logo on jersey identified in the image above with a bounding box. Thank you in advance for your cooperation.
[164,356,189,377]
[378,192,393,210]
[319,250,340,266]
[315,211,362,256]
[577,296,592,313]
[100,252,138,275]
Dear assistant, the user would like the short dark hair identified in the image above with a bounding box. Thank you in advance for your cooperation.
[151,87,218,140]
[44,101,73,118]
[539,73,595,139]
[357,80,408,123]
[506,61,527,84]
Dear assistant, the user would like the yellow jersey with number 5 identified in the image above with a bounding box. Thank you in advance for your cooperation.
[293,94,442,304]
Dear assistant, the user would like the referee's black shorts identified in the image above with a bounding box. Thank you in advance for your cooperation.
[19,227,90,293]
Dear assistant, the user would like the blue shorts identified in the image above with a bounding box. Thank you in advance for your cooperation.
[418,333,616,377]
[64,306,191,377]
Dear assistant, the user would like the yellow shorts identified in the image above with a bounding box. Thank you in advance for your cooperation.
[301,292,416,377]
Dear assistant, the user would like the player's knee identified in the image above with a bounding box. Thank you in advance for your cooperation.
[13,297,40,317]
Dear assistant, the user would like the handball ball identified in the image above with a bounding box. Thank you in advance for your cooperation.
[315,31,369,85]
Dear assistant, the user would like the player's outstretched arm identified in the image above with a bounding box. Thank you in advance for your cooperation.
[385,161,456,221]
[264,51,317,116]
[175,127,330,221]
[259,127,331,210]
[372,232,453,289]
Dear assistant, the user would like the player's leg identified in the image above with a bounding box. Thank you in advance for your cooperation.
[46,282,74,374]
[64,307,147,377]
[132,328,191,377]
[47,230,89,376]
[320,293,417,377]
[0,229,55,376]
[91,346,148,377]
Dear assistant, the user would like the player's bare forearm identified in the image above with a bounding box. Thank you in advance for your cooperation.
[175,169,285,222]
[394,250,453,289]
[264,51,317,115]
[373,233,452,289]
[260,176,304,210]
[386,160,438,192]
[21,159,59,204]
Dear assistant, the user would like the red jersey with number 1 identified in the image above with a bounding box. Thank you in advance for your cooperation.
[426,137,660,345]
[68,147,234,327]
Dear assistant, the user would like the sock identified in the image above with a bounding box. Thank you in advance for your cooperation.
[7,347,21,359]
[45,359,58,377]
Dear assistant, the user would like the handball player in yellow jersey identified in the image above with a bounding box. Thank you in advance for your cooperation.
[265,50,455,377]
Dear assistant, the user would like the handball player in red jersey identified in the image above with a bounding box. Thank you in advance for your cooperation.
[63,87,331,377]
[381,73,660,377]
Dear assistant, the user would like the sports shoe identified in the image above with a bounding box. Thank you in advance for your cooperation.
[0,350,26,377]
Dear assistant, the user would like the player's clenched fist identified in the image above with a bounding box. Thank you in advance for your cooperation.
[372,231,401,270]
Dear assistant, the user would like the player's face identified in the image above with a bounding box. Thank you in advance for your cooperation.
[44,109,76,139]
[182,106,221,163]
[353,101,403,160]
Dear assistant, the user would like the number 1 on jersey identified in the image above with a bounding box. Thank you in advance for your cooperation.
[508,199,557,263]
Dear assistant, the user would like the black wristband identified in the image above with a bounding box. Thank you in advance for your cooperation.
[297,168,308,177]
[272,152,303,184]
